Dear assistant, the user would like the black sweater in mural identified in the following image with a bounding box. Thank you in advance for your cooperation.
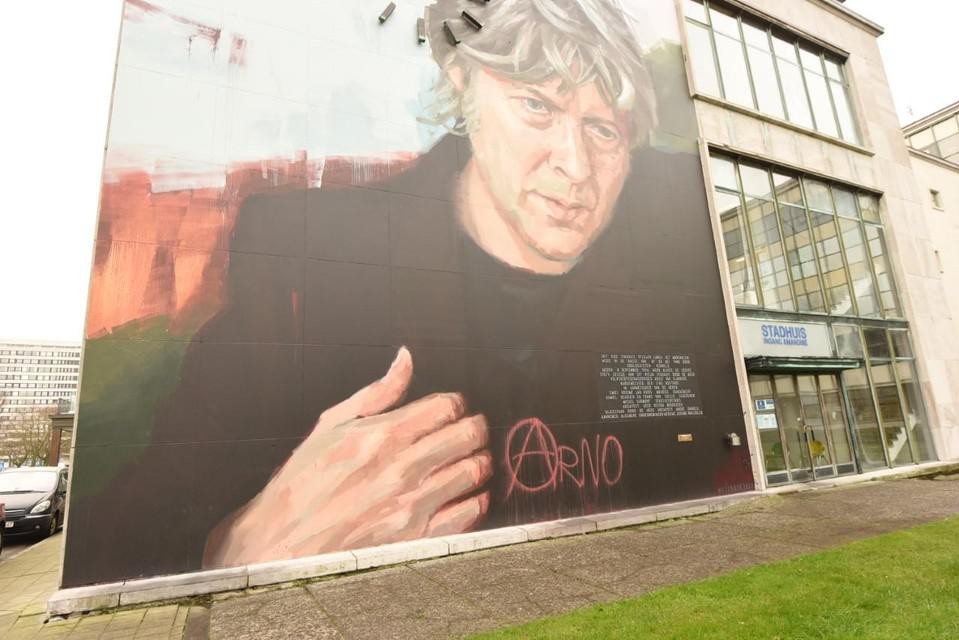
[63,134,750,586]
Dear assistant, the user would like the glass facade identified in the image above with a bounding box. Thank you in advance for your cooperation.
[712,155,939,480]
[710,155,893,318]
[684,0,860,144]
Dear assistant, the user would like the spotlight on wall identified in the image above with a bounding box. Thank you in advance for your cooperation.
[725,432,742,447]
[461,10,483,30]
[378,2,396,24]
[443,20,461,46]
[416,17,426,44]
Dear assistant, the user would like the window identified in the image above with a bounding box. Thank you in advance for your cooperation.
[908,114,959,164]
[710,154,902,319]
[863,328,936,464]
[684,0,860,143]
[830,325,935,469]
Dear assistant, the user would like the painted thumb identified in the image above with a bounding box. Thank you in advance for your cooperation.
[359,345,414,417]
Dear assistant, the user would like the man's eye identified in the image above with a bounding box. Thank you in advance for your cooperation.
[523,97,550,115]
[588,123,620,142]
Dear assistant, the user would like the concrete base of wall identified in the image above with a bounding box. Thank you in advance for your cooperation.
[47,459,959,617]
[47,492,757,617]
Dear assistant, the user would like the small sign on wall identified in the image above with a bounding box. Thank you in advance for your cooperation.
[738,318,832,358]
[755,398,775,412]
[755,414,779,430]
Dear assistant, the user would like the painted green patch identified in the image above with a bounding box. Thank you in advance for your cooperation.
[472,516,959,640]
[71,317,190,501]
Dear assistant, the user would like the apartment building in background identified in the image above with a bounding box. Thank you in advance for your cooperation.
[0,341,81,423]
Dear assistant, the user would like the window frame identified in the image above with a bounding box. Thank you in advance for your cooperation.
[683,0,862,145]
[709,152,903,322]
[908,115,959,163]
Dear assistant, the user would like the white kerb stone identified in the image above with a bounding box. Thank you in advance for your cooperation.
[353,538,449,571]
[655,503,712,522]
[521,517,597,541]
[248,551,357,587]
[118,566,248,606]
[441,526,528,555]
[48,584,121,616]
[588,508,657,531]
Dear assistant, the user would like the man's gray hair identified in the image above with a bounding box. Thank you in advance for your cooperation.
[425,0,658,147]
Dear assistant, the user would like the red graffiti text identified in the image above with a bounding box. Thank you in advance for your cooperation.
[505,418,624,498]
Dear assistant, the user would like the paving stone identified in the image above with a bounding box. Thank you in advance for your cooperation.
[210,588,339,640]
[1,477,955,640]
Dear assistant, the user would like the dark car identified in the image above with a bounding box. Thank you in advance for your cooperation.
[0,466,68,539]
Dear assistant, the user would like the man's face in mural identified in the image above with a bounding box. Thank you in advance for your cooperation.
[457,69,632,274]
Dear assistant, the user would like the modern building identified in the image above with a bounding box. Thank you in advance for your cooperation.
[683,0,957,488]
[0,341,80,468]
[902,101,959,455]
[0,341,81,422]
[52,0,958,610]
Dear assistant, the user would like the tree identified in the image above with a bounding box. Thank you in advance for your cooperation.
[0,401,55,467]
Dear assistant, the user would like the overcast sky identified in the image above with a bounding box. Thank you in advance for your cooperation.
[1,0,957,344]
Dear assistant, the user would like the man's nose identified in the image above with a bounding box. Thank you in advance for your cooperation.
[548,119,591,184]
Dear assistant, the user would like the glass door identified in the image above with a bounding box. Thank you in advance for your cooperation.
[775,375,813,482]
[797,375,833,478]
[751,372,858,485]
[819,374,856,475]
[751,375,788,485]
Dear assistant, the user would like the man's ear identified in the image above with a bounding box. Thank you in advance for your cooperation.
[447,65,466,92]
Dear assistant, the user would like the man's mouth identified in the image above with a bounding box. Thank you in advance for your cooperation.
[532,192,591,229]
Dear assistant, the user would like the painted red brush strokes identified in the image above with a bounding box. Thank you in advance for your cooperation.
[88,153,419,338]
[125,0,222,50]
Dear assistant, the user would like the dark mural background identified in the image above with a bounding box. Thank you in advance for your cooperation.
[65,0,753,587]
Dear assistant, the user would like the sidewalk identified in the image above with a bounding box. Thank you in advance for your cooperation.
[1,473,957,639]
[0,534,194,639]
[208,474,959,639]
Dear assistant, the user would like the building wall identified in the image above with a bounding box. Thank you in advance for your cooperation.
[906,152,959,457]
[0,342,81,422]
[688,0,958,462]
[64,0,753,588]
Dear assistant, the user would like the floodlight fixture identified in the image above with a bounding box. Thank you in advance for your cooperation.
[379,2,396,23]
[443,20,461,46]
[461,10,483,30]
[417,17,426,44]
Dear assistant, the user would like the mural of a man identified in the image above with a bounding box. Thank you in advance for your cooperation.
[65,0,751,585]
[200,0,659,567]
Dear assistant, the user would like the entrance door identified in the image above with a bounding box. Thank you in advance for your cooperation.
[750,372,856,485]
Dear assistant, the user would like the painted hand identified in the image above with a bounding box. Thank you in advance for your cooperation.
[203,347,491,567]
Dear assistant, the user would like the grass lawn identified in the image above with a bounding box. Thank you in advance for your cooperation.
[471,516,959,639]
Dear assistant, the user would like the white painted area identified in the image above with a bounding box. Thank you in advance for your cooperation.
[105,0,682,172]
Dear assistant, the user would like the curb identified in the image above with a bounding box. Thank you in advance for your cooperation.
[47,491,761,617]
[47,459,958,617]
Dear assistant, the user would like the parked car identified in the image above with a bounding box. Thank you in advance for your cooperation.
[0,466,67,539]
[0,502,5,555]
